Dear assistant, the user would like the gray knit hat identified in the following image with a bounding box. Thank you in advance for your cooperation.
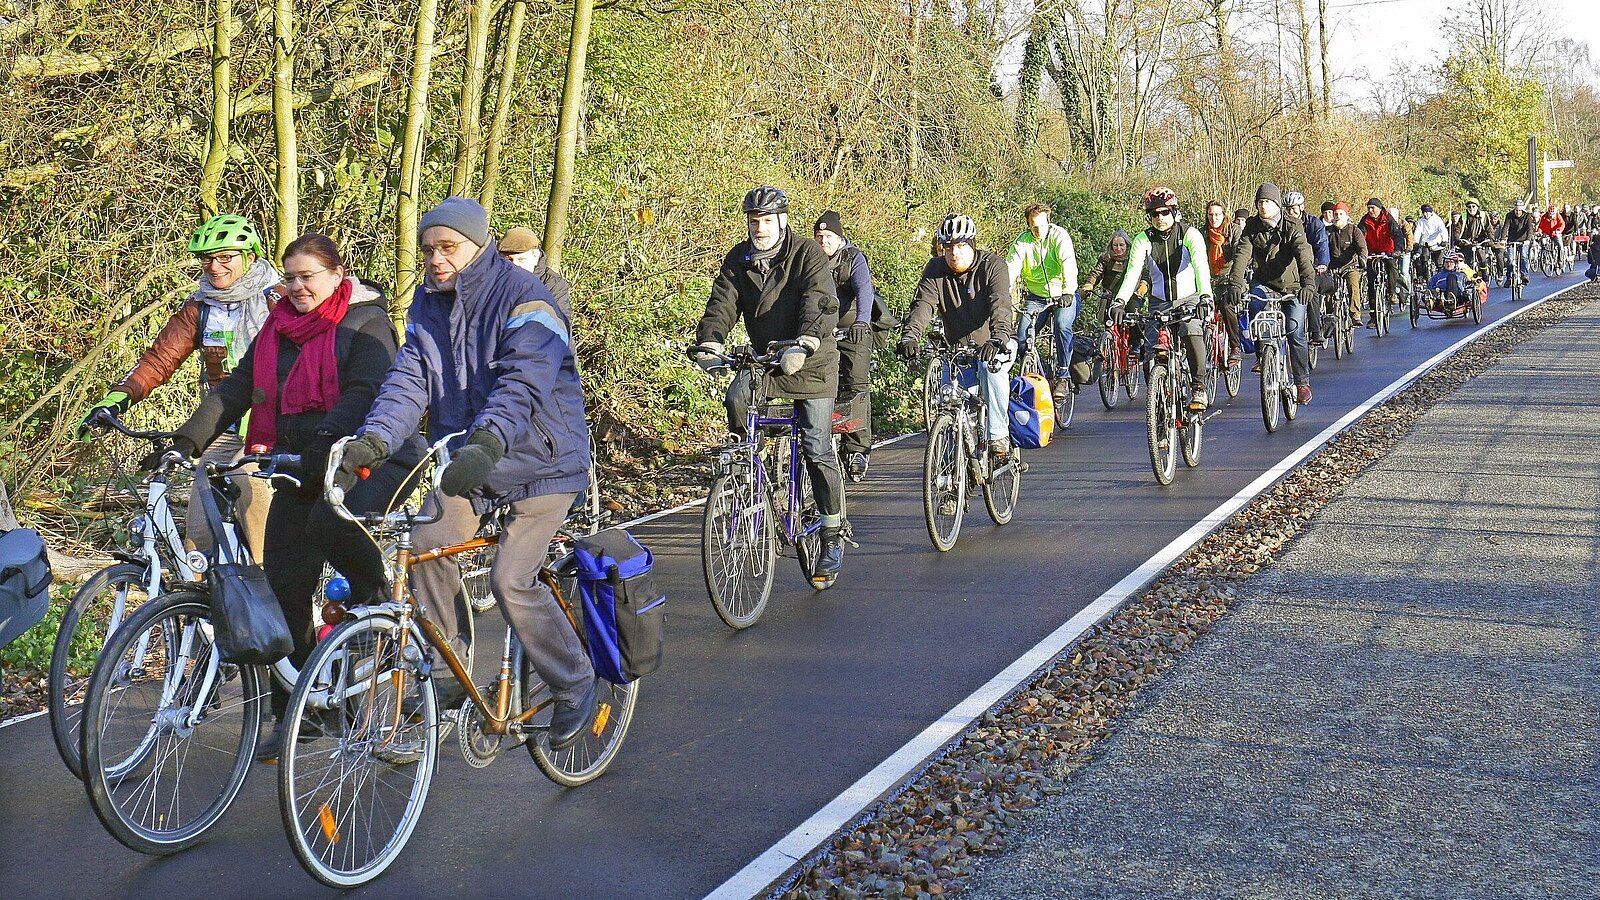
[419,196,491,246]
[1254,182,1283,207]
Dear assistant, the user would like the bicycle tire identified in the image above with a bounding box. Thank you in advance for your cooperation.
[1098,332,1120,409]
[921,358,941,431]
[1328,297,1346,360]
[50,561,151,780]
[1259,344,1282,433]
[81,589,261,855]
[1410,293,1421,328]
[279,612,437,888]
[1125,356,1142,400]
[783,439,831,590]
[923,411,966,551]
[1054,387,1075,431]
[982,446,1020,526]
[1471,287,1483,323]
[1146,365,1177,485]
[702,470,775,629]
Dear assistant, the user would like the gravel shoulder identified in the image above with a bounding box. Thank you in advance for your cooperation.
[781,287,1600,899]
[959,300,1600,897]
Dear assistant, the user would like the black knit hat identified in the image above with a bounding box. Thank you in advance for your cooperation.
[1321,201,1337,214]
[813,210,844,237]
[1254,183,1283,206]
[1366,197,1384,210]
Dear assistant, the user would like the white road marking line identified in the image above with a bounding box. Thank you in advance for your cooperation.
[704,280,1585,899]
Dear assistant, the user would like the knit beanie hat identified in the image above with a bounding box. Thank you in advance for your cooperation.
[419,196,491,246]
[813,210,844,237]
[1321,201,1337,214]
[1366,197,1384,210]
[1254,183,1283,206]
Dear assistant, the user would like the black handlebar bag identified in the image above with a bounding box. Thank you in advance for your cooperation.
[0,528,53,650]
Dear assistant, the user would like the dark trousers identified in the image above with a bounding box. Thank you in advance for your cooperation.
[264,458,417,718]
[726,371,843,518]
[836,332,873,456]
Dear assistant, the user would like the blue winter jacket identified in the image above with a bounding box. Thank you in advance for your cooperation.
[1301,214,1331,270]
[361,244,591,511]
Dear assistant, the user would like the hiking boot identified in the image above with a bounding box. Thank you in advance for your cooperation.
[988,438,1011,466]
[844,452,869,483]
[1189,382,1209,411]
[548,680,599,751]
[1296,383,1313,405]
[1250,357,1263,374]
[1051,378,1070,403]
[813,525,844,584]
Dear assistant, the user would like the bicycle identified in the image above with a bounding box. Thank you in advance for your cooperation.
[1251,297,1299,433]
[50,411,199,780]
[1503,242,1527,303]
[693,342,851,629]
[1537,234,1563,278]
[1202,301,1239,402]
[1364,253,1394,337]
[269,433,637,887]
[1144,304,1208,485]
[1097,307,1142,410]
[1015,296,1074,430]
[921,340,1024,552]
[1321,269,1356,361]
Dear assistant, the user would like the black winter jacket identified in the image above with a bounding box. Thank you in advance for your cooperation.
[1225,215,1318,297]
[902,251,1014,347]
[697,231,840,399]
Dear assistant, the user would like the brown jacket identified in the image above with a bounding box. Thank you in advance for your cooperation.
[115,288,284,402]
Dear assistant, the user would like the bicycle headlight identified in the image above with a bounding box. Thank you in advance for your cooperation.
[186,550,209,574]
[128,514,148,541]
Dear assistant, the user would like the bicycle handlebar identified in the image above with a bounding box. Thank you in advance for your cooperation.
[84,409,177,443]
[687,340,806,372]
[325,430,464,530]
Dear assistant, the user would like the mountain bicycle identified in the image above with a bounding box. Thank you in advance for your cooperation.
[1251,297,1299,433]
[1364,253,1394,337]
[1537,234,1563,277]
[1144,305,1207,485]
[50,411,199,780]
[921,340,1024,552]
[1015,296,1074,430]
[269,434,636,887]
[1097,305,1142,410]
[693,342,851,630]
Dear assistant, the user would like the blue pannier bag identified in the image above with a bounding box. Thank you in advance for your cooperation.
[0,528,53,650]
[573,529,665,684]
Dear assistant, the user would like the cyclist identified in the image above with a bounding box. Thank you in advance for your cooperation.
[1082,229,1150,357]
[1284,192,1330,345]
[498,226,572,322]
[1455,199,1493,272]
[1201,200,1243,362]
[691,186,845,581]
[79,214,281,561]
[1413,204,1449,284]
[1539,204,1565,265]
[167,232,420,760]
[897,214,1015,460]
[1225,183,1318,405]
[337,196,600,751]
[1327,202,1369,327]
[1006,202,1079,404]
[1505,198,1534,284]
[1585,224,1600,281]
[1395,208,1416,293]
[1425,249,1482,312]
[1109,187,1212,411]
[813,209,877,482]
[1359,199,1405,322]
[1320,201,1337,230]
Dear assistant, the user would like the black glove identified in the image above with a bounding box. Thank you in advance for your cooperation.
[847,320,871,344]
[301,434,336,487]
[140,434,198,472]
[896,336,920,361]
[334,432,389,492]
[1107,303,1126,326]
[439,429,505,498]
[977,338,1004,364]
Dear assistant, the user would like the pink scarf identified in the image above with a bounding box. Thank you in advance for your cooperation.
[244,278,350,449]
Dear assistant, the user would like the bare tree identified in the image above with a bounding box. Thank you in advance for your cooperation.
[451,0,495,196]
[271,0,298,257]
[480,0,530,218]
[396,0,442,303]
[198,0,233,217]
[1445,0,1555,71]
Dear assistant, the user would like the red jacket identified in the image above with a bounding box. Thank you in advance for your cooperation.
[1360,213,1398,255]
[1539,212,1564,236]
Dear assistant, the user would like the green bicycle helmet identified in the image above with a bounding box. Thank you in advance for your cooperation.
[187,214,266,258]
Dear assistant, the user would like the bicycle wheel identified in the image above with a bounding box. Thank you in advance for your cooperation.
[1054,386,1075,431]
[1410,292,1421,328]
[528,673,638,787]
[1342,304,1356,357]
[982,446,1020,526]
[51,561,152,779]
[1374,288,1390,337]
[81,589,261,855]
[702,468,776,630]
[1125,353,1142,400]
[1328,298,1345,360]
[921,358,941,431]
[1259,344,1282,433]
[1180,375,1202,468]
[1098,332,1120,409]
[922,411,966,551]
[1471,286,1484,323]
[783,440,832,590]
[280,613,437,888]
[1282,348,1300,422]
[1146,365,1177,485]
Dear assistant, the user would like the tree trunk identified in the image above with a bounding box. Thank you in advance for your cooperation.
[198,0,233,218]
[907,1,923,181]
[451,0,495,197]
[1015,13,1048,155]
[1294,0,1315,116]
[271,0,297,260]
[543,0,596,271]
[396,0,442,305]
[480,0,529,218]
[1318,0,1331,117]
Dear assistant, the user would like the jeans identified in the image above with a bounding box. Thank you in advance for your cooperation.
[1249,287,1310,385]
[726,371,844,518]
[1397,253,1413,293]
[1014,294,1078,372]
[411,490,594,705]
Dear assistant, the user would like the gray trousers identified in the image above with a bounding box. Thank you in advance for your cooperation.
[411,490,594,703]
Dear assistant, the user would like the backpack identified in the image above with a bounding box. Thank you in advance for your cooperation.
[0,528,53,650]
[573,529,666,685]
[1008,373,1055,449]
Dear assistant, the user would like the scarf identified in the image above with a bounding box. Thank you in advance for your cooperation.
[1205,224,1227,273]
[195,258,278,370]
[748,232,786,277]
[244,277,351,449]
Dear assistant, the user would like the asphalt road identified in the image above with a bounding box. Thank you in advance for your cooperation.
[0,273,1581,900]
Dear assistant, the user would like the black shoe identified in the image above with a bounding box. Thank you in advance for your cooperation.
[256,715,325,762]
[548,680,599,751]
[844,452,869,483]
[813,526,844,584]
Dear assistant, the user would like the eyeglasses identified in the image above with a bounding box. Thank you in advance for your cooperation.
[200,251,242,268]
[422,240,464,257]
[283,267,330,285]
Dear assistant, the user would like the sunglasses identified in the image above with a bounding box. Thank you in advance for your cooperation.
[1148,207,1175,217]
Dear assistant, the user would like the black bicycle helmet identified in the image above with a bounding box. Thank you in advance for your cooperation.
[936,214,978,245]
[742,186,789,215]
